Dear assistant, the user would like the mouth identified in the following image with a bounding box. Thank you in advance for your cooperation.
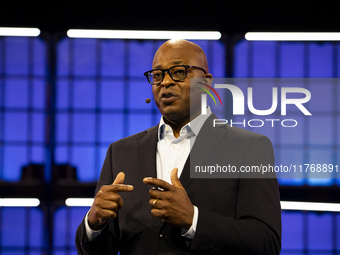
[160,92,178,103]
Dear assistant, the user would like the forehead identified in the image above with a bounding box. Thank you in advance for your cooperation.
[153,59,185,69]
[152,45,197,69]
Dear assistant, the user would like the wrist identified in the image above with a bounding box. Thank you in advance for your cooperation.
[181,206,198,239]
[183,205,195,230]
[88,210,107,230]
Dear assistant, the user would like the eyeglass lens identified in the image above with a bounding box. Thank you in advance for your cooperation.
[149,66,187,84]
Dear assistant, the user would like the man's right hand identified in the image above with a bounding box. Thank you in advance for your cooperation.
[88,172,133,230]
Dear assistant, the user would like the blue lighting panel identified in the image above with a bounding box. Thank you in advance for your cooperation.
[0,37,46,181]
[72,113,96,142]
[128,81,154,110]
[73,80,96,109]
[252,41,277,77]
[2,146,27,181]
[100,114,124,143]
[308,213,332,250]
[234,39,248,77]
[0,208,43,248]
[281,211,304,250]
[4,113,27,141]
[129,40,154,77]
[309,116,333,145]
[4,79,28,107]
[100,80,125,109]
[101,40,125,76]
[71,146,96,181]
[309,43,333,78]
[5,38,29,75]
[53,207,89,252]
[128,113,153,137]
[280,42,304,77]
[73,39,97,76]
[234,39,339,186]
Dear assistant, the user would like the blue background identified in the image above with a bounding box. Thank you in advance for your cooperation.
[0,36,339,254]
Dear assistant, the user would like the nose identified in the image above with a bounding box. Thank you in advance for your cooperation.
[161,71,174,87]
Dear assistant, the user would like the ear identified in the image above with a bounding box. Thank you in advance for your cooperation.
[203,73,213,88]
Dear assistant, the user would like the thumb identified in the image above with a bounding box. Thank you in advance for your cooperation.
[113,172,125,185]
[170,168,184,189]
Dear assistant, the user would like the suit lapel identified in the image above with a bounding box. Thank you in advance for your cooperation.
[137,125,159,190]
[180,113,228,190]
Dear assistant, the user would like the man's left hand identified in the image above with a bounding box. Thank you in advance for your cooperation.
[143,168,194,230]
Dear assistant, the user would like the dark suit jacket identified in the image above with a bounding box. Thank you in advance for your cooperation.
[75,114,281,255]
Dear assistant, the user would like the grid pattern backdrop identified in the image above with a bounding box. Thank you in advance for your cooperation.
[234,40,340,186]
[0,37,46,254]
[0,36,339,254]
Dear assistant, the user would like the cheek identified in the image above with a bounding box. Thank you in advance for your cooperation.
[151,87,158,98]
[182,85,202,105]
[151,87,161,106]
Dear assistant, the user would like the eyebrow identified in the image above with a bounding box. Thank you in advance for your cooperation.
[171,60,185,65]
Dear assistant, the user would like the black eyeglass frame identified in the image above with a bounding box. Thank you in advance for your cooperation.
[143,65,206,85]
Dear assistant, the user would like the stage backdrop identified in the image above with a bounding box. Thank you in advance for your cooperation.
[0,36,339,254]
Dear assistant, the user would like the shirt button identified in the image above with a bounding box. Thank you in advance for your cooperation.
[172,144,176,148]
[159,233,167,239]
[166,168,171,173]
[165,126,169,131]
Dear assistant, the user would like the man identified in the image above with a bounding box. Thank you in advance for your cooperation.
[75,39,281,254]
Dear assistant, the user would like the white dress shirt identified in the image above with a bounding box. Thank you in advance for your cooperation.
[85,107,212,241]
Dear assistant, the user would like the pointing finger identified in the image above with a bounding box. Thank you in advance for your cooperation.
[170,168,184,189]
[113,172,125,185]
[143,177,173,191]
[102,183,134,193]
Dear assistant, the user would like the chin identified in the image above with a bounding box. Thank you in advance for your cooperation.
[163,109,190,121]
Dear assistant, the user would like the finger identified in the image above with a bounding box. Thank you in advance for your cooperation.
[149,188,166,200]
[96,195,123,212]
[149,198,156,208]
[99,199,120,212]
[97,208,117,219]
[104,202,119,212]
[170,168,184,189]
[113,172,125,185]
[143,177,173,191]
[149,198,163,209]
[101,193,123,209]
[151,208,166,220]
[101,183,134,193]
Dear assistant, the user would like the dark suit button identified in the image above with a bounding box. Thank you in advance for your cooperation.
[199,244,209,251]
[159,233,167,239]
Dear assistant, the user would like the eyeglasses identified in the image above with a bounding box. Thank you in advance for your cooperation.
[143,65,206,85]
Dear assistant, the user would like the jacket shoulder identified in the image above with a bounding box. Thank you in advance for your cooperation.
[226,125,266,141]
[206,113,267,143]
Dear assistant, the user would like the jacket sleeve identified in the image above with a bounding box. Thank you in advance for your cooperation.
[190,135,282,254]
[75,143,120,255]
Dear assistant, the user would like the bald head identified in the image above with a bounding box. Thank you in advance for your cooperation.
[152,39,209,73]
[150,39,213,132]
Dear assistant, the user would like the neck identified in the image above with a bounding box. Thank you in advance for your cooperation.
[163,111,201,138]
[163,118,188,138]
